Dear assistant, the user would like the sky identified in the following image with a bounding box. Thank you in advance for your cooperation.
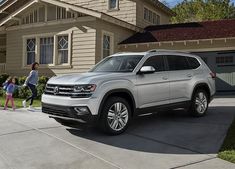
[160,0,235,8]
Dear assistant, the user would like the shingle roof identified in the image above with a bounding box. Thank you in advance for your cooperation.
[120,19,235,44]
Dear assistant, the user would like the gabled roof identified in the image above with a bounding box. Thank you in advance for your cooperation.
[146,0,174,16]
[120,19,235,44]
[0,0,142,32]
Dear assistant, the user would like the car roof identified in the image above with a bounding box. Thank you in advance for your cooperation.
[111,50,199,59]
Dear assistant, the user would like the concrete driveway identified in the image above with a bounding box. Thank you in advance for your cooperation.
[0,96,235,169]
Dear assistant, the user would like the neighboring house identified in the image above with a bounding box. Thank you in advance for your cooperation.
[0,0,173,76]
[120,19,235,92]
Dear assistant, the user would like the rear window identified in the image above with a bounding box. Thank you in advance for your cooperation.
[187,57,201,69]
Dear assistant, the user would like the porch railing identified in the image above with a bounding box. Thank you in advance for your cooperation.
[0,63,6,74]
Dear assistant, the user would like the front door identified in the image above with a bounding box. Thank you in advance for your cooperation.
[136,55,170,109]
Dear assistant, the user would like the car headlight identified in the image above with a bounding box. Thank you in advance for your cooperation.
[73,84,96,93]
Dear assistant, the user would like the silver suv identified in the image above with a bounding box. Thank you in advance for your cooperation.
[42,50,216,135]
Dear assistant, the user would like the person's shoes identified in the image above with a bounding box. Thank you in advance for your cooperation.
[3,107,7,110]
[22,100,26,108]
[28,105,35,111]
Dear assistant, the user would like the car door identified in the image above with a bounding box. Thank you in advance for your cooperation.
[166,55,194,103]
[136,55,170,109]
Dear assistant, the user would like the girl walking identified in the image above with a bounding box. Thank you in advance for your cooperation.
[22,62,39,111]
[3,77,20,111]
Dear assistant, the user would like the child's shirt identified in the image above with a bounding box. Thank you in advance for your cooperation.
[3,82,19,95]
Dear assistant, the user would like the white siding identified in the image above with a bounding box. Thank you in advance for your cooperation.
[6,21,96,76]
[60,0,137,26]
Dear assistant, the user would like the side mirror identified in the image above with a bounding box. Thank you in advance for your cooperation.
[138,66,156,74]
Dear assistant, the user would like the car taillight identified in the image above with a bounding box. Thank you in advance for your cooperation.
[210,72,216,79]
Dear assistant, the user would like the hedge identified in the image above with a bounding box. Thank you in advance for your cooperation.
[0,73,49,99]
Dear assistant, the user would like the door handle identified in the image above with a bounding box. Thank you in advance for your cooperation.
[162,76,168,80]
[187,74,193,77]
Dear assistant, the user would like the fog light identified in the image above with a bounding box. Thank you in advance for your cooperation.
[74,107,89,115]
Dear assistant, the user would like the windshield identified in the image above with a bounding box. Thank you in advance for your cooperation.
[90,55,144,72]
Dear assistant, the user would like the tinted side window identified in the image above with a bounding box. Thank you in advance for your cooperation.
[187,57,200,69]
[167,55,190,71]
[144,55,165,72]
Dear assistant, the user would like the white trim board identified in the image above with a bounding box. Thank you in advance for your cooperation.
[0,0,141,32]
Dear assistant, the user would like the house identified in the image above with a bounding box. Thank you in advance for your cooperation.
[119,19,235,91]
[0,0,173,76]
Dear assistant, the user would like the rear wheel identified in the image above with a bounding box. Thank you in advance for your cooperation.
[189,89,209,117]
[99,97,131,135]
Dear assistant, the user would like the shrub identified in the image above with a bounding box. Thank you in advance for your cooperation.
[38,76,49,84]
[37,84,46,99]
[18,76,27,85]
[0,74,49,99]
[0,73,9,86]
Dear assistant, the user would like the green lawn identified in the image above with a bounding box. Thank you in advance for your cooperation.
[0,97,41,109]
[218,118,235,163]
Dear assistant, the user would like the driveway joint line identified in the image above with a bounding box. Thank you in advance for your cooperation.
[1,116,123,169]
[169,157,217,169]
[0,129,35,138]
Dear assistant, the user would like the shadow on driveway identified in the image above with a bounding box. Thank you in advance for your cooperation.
[66,106,235,155]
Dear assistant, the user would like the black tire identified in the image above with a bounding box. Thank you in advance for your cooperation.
[189,89,209,117]
[99,97,132,135]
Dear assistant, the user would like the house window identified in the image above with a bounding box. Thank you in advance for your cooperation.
[22,9,39,24]
[56,7,77,20]
[102,32,114,58]
[38,6,45,22]
[58,35,69,64]
[40,37,54,64]
[216,56,234,64]
[144,8,148,20]
[109,0,119,10]
[144,7,160,25]
[26,38,36,65]
[24,33,71,67]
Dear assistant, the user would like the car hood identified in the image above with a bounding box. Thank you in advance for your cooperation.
[47,72,131,85]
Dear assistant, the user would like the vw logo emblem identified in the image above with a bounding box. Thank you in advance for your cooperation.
[54,86,59,95]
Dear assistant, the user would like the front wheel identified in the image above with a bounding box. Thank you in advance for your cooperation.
[189,89,209,117]
[99,97,131,135]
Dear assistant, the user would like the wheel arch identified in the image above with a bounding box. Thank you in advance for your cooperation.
[98,89,137,118]
[191,83,211,101]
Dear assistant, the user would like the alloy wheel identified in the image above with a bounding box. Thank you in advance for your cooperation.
[107,102,129,131]
[195,92,208,114]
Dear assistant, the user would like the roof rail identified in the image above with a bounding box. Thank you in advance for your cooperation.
[147,49,191,54]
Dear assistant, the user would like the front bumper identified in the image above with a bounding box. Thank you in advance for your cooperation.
[42,103,98,124]
[41,94,100,115]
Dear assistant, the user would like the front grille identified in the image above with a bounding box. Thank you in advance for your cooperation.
[44,84,74,97]
[44,84,92,98]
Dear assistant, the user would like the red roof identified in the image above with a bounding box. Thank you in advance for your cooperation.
[120,19,235,44]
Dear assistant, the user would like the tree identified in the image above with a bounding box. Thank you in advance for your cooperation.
[171,0,235,23]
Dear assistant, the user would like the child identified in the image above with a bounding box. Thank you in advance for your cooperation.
[22,62,39,111]
[2,77,20,111]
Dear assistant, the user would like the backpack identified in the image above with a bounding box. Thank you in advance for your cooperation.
[3,82,9,91]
